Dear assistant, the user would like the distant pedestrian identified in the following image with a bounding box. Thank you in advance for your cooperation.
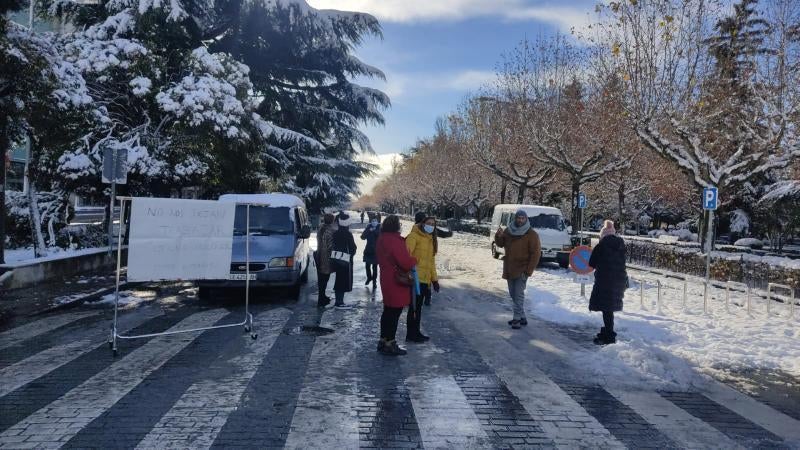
[376,215,417,356]
[589,220,627,345]
[315,213,336,307]
[360,211,365,223]
[331,212,358,308]
[361,214,381,289]
[405,215,440,342]
[494,209,541,329]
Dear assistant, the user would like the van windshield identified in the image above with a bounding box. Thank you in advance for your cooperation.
[530,214,565,231]
[233,206,293,236]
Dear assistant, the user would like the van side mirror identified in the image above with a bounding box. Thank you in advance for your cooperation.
[567,226,573,234]
[300,225,311,239]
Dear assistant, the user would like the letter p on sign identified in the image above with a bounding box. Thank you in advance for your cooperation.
[703,187,718,210]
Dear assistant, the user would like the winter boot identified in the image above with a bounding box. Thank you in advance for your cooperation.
[519,318,528,326]
[511,320,521,330]
[593,329,617,345]
[380,340,407,356]
[377,338,387,352]
[595,327,606,340]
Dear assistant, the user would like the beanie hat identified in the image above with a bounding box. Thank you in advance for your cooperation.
[600,220,616,239]
[414,211,428,224]
[337,212,353,227]
[515,209,528,219]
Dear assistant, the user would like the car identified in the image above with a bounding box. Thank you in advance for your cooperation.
[197,193,312,300]
[490,204,571,268]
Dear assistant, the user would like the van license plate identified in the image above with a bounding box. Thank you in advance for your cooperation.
[229,274,257,281]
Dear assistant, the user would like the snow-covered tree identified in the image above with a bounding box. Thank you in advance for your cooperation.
[209,0,389,212]
[1,4,93,259]
[593,0,800,251]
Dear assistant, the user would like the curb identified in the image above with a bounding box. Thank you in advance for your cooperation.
[29,283,131,317]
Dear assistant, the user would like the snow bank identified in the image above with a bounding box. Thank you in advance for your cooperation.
[734,238,763,248]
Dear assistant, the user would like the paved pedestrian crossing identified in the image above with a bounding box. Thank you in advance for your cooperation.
[0,296,798,449]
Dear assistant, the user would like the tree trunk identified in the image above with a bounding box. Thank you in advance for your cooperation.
[0,123,7,264]
[27,184,47,257]
[500,180,507,204]
[516,184,526,204]
[571,181,580,235]
[617,183,625,232]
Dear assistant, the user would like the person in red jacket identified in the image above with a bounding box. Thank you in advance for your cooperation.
[376,215,417,356]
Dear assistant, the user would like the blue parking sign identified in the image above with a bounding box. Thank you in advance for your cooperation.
[578,193,587,209]
[703,187,718,210]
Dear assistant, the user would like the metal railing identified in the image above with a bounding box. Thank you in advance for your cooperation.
[625,264,797,321]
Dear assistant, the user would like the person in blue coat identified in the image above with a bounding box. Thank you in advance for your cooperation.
[361,214,381,289]
[589,220,627,345]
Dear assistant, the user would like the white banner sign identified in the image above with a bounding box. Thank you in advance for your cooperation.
[127,198,236,282]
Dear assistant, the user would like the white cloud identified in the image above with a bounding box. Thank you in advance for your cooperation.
[358,152,402,195]
[361,69,495,101]
[306,0,594,33]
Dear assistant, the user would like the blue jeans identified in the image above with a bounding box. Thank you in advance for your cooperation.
[506,275,528,320]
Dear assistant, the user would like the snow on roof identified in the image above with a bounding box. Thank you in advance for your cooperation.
[218,193,305,208]
[494,204,563,216]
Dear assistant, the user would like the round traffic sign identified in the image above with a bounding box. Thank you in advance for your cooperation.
[569,245,594,274]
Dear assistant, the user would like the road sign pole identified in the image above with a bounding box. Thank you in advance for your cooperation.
[705,208,714,284]
[107,149,116,257]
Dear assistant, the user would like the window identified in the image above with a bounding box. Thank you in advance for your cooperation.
[234,206,293,236]
[530,214,565,231]
[6,161,25,192]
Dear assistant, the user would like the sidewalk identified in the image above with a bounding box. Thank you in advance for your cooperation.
[0,268,122,331]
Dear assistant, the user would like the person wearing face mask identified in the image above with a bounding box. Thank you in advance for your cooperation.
[404,215,440,342]
[413,211,453,239]
[361,214,381,289]
[494,209,541,329]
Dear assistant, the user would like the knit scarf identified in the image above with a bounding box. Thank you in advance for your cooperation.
[507,220,531,236]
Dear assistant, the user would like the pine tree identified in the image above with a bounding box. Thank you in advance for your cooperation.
[210,0,389,212]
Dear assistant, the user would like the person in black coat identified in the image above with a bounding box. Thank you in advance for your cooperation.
[589,220,627,345]
[361,214,381,289]
[331,212,358,308]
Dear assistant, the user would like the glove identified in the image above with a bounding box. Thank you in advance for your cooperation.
[432,281,440,293]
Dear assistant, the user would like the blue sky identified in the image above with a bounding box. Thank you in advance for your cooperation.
[308,0,598,156]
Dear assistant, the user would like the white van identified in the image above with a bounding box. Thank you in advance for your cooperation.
[490,204,571,268]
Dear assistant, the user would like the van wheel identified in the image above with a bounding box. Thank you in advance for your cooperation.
[300,264,309,284]
[198,286,211,300]
[492,243,500,260]
[289,282,302,300]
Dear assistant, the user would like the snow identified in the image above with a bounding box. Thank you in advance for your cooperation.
[434,224,800,390]
[2,247,110,267]
[94,290,156,308]
[129,76,152,96]
[734,238,763,248]
[218,193,305,208]
[729,209,750,234]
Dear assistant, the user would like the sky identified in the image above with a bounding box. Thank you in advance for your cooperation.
[305,0,598,193]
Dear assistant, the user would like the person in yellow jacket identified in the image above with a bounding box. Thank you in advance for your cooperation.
[405,215,441,343]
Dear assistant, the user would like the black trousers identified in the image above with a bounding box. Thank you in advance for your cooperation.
[406,283,430,339]
[380,306,404,341]
[365,263,378,281]
[317,272,330,305]
[602,311,614,334]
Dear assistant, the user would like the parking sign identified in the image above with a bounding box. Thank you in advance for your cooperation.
[703,187,718,210]
[578,193,587,209]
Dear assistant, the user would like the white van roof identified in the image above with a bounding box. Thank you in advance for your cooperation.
[494,204,563,216]
[219,193,305,208]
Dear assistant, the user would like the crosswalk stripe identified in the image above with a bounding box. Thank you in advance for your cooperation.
[406,374,492,448]
[698,380,800,443]
[134,308,292,450]
[0,311,99,350]
[440,305,626,448]
[283,307,365,450]
[607,389,742,449]
[0,308,162,398]
[0,309,228,449]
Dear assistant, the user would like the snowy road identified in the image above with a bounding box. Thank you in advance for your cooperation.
[0,226,798,448]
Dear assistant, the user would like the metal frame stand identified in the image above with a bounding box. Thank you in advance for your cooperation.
[109,198,256,356]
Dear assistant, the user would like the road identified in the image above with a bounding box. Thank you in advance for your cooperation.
[1,228,798,449]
